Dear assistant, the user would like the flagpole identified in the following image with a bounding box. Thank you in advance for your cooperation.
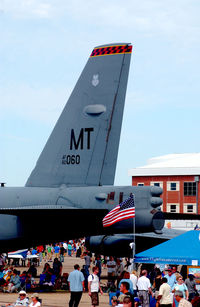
[133,194,135,265]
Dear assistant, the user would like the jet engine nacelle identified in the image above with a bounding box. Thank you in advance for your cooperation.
[85,234,134,257]
[0,215,21,240]
[104,186,165,235]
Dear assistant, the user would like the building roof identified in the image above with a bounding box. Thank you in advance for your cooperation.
[128,153,200,177]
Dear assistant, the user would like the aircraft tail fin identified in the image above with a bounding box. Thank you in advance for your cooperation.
[26,43,132,187]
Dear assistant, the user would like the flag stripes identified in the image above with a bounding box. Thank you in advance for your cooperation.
[102,194,135,227]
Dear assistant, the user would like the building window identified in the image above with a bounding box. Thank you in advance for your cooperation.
[167,203,179,213]
[137,183,144,186]
[183,203,196,213]
[170,205,177,213]
[187,205,194,212]
[171,183,176,190]
[150,182,163,188]
[184,182,196,196]
[167,181,180,191]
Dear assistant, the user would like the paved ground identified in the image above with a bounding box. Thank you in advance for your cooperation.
[0,255,110,307]
[0,292,109,307]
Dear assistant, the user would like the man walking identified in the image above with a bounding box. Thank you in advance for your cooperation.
[88,266,103,307]
[68,264,85,307]
[137,270,154,307]
[157,277,172,307]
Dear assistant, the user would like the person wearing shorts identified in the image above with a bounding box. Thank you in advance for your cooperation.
[88,266,103,307]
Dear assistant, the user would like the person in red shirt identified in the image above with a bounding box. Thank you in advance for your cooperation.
[37,246,44,264]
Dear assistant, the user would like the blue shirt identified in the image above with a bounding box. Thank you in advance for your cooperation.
[172,283,188,298]
[68,270,84,292]
[32,249,37,255]
[164,273,176,289]
[54,246,60,253]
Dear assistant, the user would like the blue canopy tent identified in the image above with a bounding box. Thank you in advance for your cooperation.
[134,230,200,265]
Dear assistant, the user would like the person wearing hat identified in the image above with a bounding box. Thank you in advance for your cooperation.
[164,268,176,290]
[6,290,29,306]
[29,293,41,307]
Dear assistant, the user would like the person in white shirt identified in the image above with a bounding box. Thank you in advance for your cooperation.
[157,277,172,307]
[29,293,41,307]
[130,270,138,296]
[6,290,29,307]
[174,290,192,307]
[88,266,103,307]
[137,270,153,307]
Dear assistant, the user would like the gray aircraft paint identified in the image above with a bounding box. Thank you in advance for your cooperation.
[26,43,132,187]
[0,43,165,253]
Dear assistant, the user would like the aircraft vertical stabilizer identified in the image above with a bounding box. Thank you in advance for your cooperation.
[26,43,132,187]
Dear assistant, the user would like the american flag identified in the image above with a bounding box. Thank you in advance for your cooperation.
[102,194,135,227]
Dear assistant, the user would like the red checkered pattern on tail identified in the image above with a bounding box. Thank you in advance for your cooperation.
[90,45,132,57]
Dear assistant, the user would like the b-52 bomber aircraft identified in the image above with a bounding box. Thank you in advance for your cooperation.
[0,43,164,256]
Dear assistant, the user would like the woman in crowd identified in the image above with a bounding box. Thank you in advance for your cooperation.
[129,270,138,297]
[6,290,29,307]
[7,269,21,293]
[42,262,53,282]
[29,293,41,307]
[173,275,189,307]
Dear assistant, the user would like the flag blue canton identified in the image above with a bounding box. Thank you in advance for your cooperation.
[120,195,134,210]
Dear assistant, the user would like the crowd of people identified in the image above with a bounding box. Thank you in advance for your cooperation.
[107,264,200,307]
[67,253,200,307]
[4,290,41,307]
[0,243,200,307]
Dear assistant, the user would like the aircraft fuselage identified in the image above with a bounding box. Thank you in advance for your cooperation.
[0,185,164,252]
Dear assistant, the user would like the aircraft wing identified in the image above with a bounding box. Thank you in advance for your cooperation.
[135,227,186,240]
[0,206,107,229]
[164,212,200,220]
[86,228,187,256]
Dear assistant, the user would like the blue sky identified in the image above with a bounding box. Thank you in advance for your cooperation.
[1,0,200,186]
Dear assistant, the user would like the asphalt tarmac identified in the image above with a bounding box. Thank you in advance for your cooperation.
[0,254,110,307]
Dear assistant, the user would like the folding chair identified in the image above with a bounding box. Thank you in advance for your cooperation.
[39,274,46,286]
[18,276,26,292]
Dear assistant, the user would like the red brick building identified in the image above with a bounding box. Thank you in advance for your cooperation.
[128,154,200,214]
